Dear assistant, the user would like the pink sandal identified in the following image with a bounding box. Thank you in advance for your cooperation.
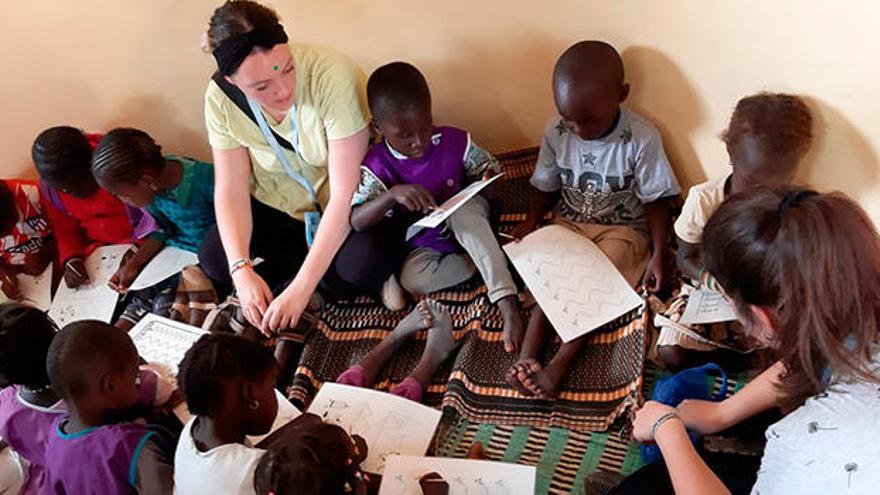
[336,364,367,387]
[390,377,424,402]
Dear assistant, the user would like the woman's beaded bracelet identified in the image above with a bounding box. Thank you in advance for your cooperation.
[650,411,681,441]
[229,258,253,277]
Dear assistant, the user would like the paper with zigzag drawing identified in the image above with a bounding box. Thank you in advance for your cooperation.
[504,225,642,342]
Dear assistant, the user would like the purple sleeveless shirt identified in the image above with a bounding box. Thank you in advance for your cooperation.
[46,416,154,495]
[362,126,469,253]
[0,386,66,495]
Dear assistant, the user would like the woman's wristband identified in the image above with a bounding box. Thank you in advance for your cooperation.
[651,411,681,441]
[229,258,253,277]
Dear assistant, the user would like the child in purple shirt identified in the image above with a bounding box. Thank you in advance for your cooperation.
[350,62,524,353]
[44,320,174,495]
[0,303,66,495]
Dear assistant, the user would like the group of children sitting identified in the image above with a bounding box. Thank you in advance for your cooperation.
[0,38,815,494]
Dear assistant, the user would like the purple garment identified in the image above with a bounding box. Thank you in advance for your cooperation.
[46,416,154,495]
[0,386,66,495]
[37,180,159,241]
[362,126,469,253]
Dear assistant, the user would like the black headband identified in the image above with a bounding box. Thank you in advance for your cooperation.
[212,21,289,76]
[778,189,818,218]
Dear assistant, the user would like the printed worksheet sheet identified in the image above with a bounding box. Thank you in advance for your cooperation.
[380,455,536,495]
[406,174,503,241]
[49,245,129,326]
[128,313,207,374]
[504,225,642,342]
[129,246,198,291]
[680,288,737,325]
[0,265,52,310]
[308,383,442,474]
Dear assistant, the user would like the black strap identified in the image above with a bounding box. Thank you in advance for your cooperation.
[211,71,295,152]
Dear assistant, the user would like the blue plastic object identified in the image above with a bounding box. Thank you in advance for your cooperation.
[640,363,728,464]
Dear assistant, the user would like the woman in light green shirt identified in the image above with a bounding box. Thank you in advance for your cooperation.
[199,1,369,335]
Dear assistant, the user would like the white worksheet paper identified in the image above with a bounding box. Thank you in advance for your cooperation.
[0,265,52,310]
[380,455,536,495]
[504,225,643,342]
[49,244,129,326]
[680,288,737,325]
[405,174,503,241]
[307,383,442,474]
[129,246,198,291]
[128,313,207,374]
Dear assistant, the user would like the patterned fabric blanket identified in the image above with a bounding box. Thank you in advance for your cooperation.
[290,147,649,432]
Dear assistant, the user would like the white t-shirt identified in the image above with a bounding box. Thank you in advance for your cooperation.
[751,351,880,494]
[673,175,728,245]
[174,417,265,495]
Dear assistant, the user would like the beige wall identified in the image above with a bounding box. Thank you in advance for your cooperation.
[1,0,878,224]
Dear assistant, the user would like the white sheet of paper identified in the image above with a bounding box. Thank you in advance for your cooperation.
[307,383,442,474]
[128,313,207,374]
[0,265,52,310]
[49,244,129,326]
[129,246,198,291]
[504,225,643,342]
[380,455,536,495]
[405,174,503,241]
[680,288,737,325]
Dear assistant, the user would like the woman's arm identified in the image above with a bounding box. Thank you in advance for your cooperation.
[633,401,730,495]
[262,128,369,333]
[677,360,784,435]
[213,147,274,327]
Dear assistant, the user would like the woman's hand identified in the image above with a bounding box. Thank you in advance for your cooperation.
[232,267,274,329]
[260,283,308,335]
[632,400,678,443]
[677,399,731,435]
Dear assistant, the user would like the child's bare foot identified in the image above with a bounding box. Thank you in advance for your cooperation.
[391,300,454,402]
[497,295,524,354]
[520,361,565,399]
[505,358,541,396]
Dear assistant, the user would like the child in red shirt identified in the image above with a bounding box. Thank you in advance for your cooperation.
[31,126,156,288]
[0,179,55,299]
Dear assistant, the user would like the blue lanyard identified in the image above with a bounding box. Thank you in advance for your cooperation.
[246,97,320,211]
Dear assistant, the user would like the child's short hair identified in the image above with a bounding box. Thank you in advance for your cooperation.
[253,415,366,495]
[722,93,813,160]
[46,320,137,401]
[0,303,58,389]
[91,128,164,186]
[367,62,431,120]
[177,333,277,416]
[31,126,93,186]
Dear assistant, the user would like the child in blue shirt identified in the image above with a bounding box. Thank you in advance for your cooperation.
[91,128,216,329]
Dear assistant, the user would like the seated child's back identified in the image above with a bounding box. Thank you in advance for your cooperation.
[0,303,65,495]
[44,320,173,494]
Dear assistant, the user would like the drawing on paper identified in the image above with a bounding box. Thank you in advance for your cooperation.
[379,455,535,495]
[307,383,442,474]
[680,288,737,325]
[503,225,642,342]
[128,313,207,374]
[49,244,130,325]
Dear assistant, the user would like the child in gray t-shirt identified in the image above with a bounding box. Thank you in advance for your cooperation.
[507,40,680,400]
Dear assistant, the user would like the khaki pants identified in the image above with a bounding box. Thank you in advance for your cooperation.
[552,217,651,288]
[400,196,517,303]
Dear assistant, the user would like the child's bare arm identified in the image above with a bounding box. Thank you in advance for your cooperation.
[677,360,784,435]
[108,237,165,293]
[134,438,174,495]
[510,189,557,240]
[350,185,436,232]
[0,262,22,300]
[677,238,703,282]
[643,198,674,293]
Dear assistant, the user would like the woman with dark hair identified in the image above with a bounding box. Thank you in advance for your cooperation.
[199,1,373,337]
[619,186,880,494]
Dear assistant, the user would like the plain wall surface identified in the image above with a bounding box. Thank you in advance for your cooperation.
[1,0,877,223]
